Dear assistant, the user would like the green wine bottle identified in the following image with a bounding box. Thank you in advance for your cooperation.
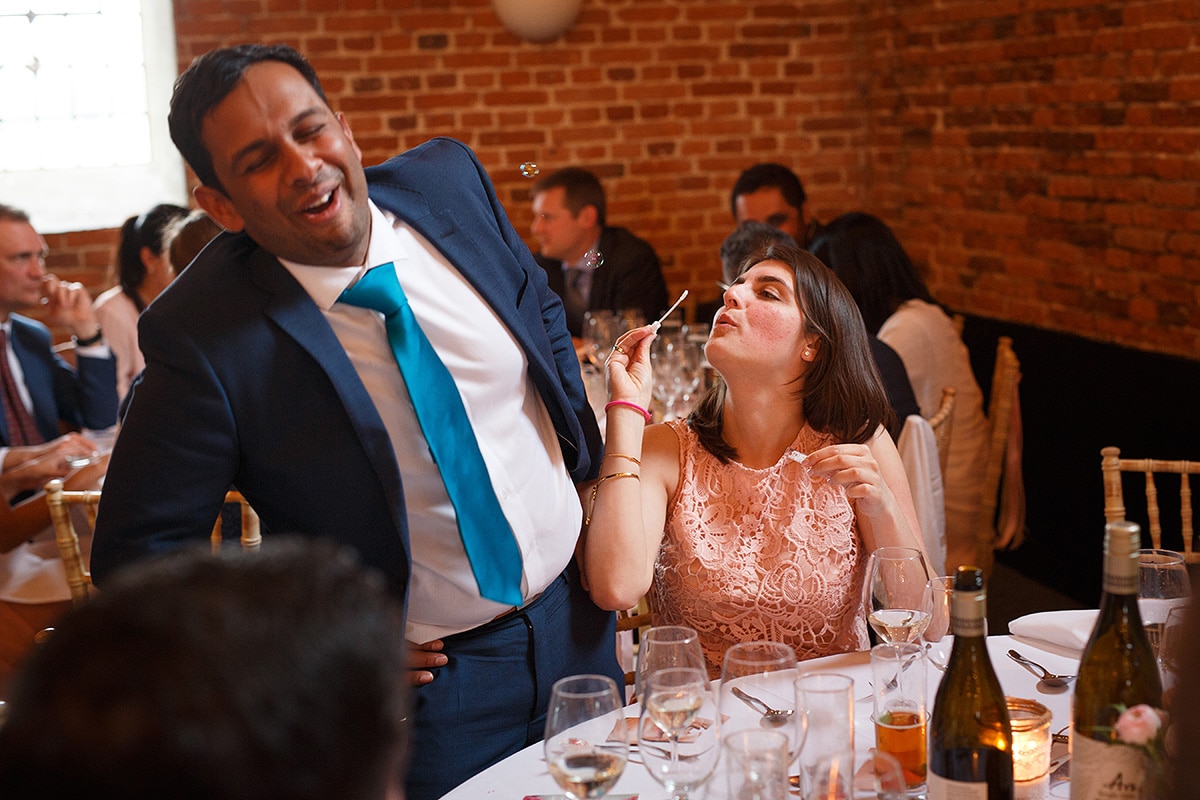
[1071,521,1164,800]
[928,566,1014,799]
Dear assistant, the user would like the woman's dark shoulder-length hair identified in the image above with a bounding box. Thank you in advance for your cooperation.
[809,212,936,336]
[688,243,892,462]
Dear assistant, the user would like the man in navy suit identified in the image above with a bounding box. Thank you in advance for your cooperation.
[0,204,117,469]
[91,44,621,800]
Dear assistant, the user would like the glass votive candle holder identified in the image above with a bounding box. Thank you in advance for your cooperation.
[1006,697,1053,781]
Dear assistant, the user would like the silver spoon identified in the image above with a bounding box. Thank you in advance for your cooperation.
[1007,649,1076,690]
[730,686,794,727]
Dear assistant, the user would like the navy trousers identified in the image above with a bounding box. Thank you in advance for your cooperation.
[405,566,622,800]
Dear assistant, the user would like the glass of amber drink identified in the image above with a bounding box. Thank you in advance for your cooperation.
[870,642,928,795]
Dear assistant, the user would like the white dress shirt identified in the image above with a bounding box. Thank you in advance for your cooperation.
[281,201,581,642]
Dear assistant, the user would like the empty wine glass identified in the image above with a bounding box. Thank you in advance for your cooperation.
[1137,548,1191,660]
[583,310,625,368]
[638,666,719,799]
[651,333,703,422]
[634,626,706,706]
[544,674,628,800]
[718,641,805,764]
[920,575,954,669]
[863,547,932,644]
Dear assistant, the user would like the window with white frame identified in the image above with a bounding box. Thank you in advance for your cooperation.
[0,0,185,234]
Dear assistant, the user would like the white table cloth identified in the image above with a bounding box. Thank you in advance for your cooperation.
[438,633,1079,799]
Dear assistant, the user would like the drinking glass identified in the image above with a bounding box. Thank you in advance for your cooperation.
[543,674,628,800]
[724,729,789,800]
[869,642,927,794]
[651,331,703,421]
[634,626,706,706]
[1157,604,1189,701]
[920,575,954,670]
[718,641,805,764]
[863,547,932,644]
[582,310,624,368]
[1137,548,1191,659]
[638,666,719,799]
[796,673,855,799]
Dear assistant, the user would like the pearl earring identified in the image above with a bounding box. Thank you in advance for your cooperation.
[802,348,812,358]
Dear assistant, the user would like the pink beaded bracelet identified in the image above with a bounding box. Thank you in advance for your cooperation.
[605,400,652,423]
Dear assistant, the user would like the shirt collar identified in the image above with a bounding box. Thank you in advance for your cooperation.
[278,200,407,311]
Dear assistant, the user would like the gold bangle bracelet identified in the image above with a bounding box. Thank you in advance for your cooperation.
[584,471,641,527]
[603,453,642,466]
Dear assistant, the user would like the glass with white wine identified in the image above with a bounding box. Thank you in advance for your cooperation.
[543,674,628,799]
[863,546,932,644]
[638,665,719,799]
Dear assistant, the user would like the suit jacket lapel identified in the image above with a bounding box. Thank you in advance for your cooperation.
[245,248,407,528]
[10,320,58,441]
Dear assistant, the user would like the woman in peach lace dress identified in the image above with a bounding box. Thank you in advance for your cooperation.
[581,244,927,676]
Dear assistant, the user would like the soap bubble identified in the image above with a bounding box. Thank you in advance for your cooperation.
[520,162,540,178]
[583,249,604,270]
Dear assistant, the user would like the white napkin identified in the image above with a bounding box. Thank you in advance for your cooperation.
[1008,609,1099,658]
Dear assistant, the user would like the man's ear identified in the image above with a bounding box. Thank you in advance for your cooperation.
[336,111,363,162]
[194,185,244,233]
[578,204,599,229]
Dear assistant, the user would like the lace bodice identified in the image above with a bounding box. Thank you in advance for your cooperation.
[650,420,869,676]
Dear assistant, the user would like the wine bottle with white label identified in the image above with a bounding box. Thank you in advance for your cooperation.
[928,566,1013,800]
[1071,520,1164,800]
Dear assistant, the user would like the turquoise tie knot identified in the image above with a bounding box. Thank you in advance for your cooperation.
[340,263,405,316]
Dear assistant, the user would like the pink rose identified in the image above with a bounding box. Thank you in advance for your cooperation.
[1114,704,1162,746]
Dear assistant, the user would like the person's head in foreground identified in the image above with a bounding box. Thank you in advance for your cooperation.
[0,537,410,800]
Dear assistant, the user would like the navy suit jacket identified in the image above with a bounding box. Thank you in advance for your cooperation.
[535,225,669,337]
[1,315,117,446]
[92,138,603,597]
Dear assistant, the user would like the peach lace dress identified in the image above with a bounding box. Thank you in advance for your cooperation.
[649,420,869,676]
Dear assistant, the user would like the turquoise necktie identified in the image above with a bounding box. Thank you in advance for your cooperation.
[341,264,524,606]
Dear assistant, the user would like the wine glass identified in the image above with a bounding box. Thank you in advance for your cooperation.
[1157,604,1189,703]
[634,626,706,706]
[651,334,703,422]
[920,575,954,670]
[544,674,628,800]
[1137,548,1191,660]
[718,641,805,764]
[863,547,932,644]
[638,666,720,799]
[583,310,623,368]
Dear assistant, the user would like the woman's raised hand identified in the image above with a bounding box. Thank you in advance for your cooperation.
[605,325,657,410]
[806,442,892,515]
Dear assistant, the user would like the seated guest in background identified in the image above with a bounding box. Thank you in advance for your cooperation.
[583,243,926,676]
[0,538,410,800]
[730,162,823,249]
[811,212,989,575]
[0,203,118,454]
[530,167,668,337]
[720,221,919,439]
[165,208,223,272]
[1,437,108,549]
[91,44,620,800]
[92,203,188,403]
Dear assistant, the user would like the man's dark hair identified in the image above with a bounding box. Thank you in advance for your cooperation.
[168,44,330,193]
[0,538,409,800]
[719,220,798,286]
[0,203,31,225]
[728,162,808,217]
[532,167,607,227]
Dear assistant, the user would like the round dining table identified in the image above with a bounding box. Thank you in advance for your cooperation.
[437,631,1080,799]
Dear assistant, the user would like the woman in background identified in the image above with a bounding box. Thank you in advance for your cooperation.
[582,244,925,675]
[92,203,187,402]
[811,212,990,575]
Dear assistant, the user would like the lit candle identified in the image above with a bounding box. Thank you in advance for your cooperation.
[1007,697,1053,782]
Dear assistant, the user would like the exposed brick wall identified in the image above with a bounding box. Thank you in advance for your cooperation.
[38,0,1200,359]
